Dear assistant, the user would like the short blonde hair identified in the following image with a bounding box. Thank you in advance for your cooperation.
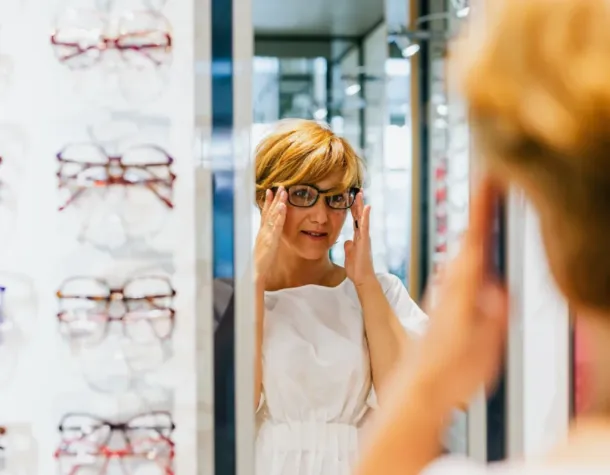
[460,0,610,309]
[255,119,364,204]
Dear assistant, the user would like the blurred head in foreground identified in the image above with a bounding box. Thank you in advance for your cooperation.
[462,0,610,317]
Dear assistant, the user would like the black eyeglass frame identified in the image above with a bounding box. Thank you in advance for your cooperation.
[272,184,361,210]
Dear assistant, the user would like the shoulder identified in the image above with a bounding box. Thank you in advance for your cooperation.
[375,272,408,294]
[373,273,420,313]
[339,272,407,301]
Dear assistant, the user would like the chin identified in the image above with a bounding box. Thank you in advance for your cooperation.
[295,246,331,261]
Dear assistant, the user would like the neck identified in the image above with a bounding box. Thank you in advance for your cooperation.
[575,310,610,418]
[266,242,335,290]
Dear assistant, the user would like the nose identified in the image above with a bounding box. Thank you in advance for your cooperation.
[308,197,329,224]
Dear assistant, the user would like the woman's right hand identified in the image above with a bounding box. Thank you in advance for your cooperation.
[254,187,287,284]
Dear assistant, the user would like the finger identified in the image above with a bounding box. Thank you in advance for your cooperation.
[463,176,499,261]
[445,176,500,302]
[344,240,354,257]
[361,205,371,236]
[420,265,445,312]
[261,189,273,219]
[478,280,509,322]
[265,187,286,221]
[272,188,288,218]
[273,202,287,231]
[478,283,510,375]
[268,201,287,237]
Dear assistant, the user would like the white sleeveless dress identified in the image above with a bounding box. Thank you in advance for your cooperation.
[255,273,428,475]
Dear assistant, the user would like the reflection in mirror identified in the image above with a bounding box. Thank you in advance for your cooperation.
[212,0,483,473]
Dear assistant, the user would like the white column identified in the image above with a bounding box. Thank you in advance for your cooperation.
[194,0,215,471]
[507,193,570,458]
[233,0,255,473]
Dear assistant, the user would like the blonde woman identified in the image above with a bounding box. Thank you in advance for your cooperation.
[252,119,428,475]
[357,0,610,474]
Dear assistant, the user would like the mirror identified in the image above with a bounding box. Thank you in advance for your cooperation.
[212,0,505,472]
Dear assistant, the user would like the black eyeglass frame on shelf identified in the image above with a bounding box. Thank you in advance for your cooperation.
[271,184,360,210]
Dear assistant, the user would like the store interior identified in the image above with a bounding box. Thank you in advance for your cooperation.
[0,0,581,473]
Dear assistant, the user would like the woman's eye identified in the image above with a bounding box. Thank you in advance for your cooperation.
[330,194,345,203]
[293,190,308,198]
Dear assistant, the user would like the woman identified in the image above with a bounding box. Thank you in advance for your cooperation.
[357,0,610,474]
[253,119,428,475]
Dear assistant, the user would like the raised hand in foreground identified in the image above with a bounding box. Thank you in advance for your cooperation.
[356,176,509,475]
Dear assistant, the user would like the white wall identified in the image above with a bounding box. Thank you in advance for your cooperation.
[0,0,199,473]
[362,23,393,275]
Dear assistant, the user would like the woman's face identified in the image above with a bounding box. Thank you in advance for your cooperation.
[280,173,351,260]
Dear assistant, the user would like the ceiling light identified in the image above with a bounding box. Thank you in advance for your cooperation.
[345,84,361,96]
[456,6,470,18]
[401,43,421,58]
[436,104,449,116]
[313,108,328,120]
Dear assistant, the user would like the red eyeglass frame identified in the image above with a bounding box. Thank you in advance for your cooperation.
[56,143,176,212]
[56,275,177,344]
[54,411,175,475]
[50,11,173,69]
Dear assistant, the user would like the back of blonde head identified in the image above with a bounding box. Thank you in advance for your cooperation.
[255,119,363,204]
[460,0,610,310]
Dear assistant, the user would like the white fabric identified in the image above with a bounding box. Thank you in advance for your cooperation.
[422,455,610,475]
[256,273,428,475]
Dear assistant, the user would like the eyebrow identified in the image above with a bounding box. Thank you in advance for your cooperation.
[303,183,341,194]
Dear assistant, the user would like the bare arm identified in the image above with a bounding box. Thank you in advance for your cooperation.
[356,278,416,405]
[356,376,445,475]
[357,177,509,475]
[345,194,422,405]
[252,187,287,410]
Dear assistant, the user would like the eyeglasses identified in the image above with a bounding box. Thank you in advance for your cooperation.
[55,411,175,475]
[51,9,173,70]
[57,276,176,347]
[273,185,360,210]
[57,143,175,212]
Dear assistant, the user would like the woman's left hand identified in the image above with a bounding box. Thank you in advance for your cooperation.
[344,192,376,287]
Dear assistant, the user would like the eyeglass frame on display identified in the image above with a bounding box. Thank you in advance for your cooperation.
[56,143,176,212]
[58,410,175,445]
[56,275,176,345]
[55,411,175,475]
[50,10,173,70]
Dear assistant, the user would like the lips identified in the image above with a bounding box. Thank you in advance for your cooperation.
[301,231,328,238]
